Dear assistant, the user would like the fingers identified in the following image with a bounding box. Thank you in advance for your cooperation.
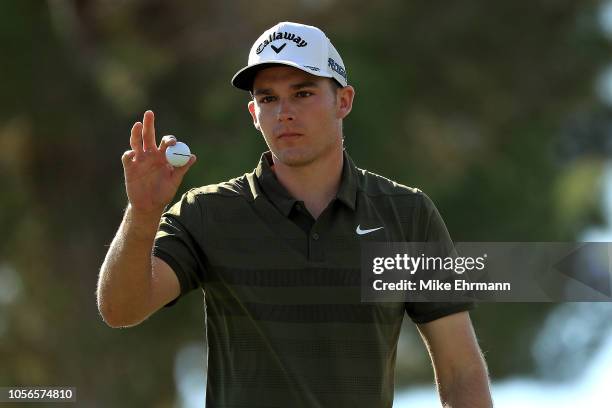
[159,135,177,154]
[142,110,156,152]
[130,122,144,155]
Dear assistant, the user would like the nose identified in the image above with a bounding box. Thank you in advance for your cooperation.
[276,98,295,122]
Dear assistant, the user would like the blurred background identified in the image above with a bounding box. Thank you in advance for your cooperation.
[1,0,612,406]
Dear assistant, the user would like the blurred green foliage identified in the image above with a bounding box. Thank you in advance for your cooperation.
[1,0,611,406]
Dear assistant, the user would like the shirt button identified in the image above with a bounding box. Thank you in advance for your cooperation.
[312,232,320,240]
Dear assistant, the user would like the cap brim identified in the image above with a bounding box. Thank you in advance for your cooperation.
[231,60,333,91]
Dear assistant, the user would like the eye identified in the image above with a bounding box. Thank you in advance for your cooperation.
[259,96,276,104]
[296,91,313,97]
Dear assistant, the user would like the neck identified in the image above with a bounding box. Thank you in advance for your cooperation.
[272,148,344,219]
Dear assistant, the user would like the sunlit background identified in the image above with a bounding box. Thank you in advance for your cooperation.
[1,1,612,406]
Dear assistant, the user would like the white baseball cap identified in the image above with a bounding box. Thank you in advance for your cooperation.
[231,21,348,91]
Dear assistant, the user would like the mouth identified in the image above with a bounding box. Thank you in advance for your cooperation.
[277,132,303,139]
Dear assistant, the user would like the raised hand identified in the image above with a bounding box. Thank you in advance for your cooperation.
[121,110,196,214]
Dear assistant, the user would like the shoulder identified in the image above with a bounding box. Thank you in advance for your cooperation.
[356,167,427,204]
[188,172,254,201]
[354,167,443,217]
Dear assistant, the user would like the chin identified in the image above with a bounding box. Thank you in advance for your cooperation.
[274,148,317,167]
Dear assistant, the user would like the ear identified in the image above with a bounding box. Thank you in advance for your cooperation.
[336,85,355,120]
[248,100,261,131]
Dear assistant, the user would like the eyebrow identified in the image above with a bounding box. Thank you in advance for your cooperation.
[252,81,320,96]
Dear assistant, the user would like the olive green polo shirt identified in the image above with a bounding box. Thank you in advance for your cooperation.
[153,150,474,408]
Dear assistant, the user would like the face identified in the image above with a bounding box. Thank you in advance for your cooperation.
[248,66,354,167]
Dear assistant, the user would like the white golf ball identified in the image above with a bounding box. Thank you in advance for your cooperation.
[166,141,191,167]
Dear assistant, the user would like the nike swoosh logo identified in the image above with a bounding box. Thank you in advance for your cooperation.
[271,43,287,54]
[356,225,384,235]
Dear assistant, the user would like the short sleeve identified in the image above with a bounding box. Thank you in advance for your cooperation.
[404,192,476,324]
[152,189,206,307]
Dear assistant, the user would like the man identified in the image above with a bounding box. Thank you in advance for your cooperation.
[97,21,493,407]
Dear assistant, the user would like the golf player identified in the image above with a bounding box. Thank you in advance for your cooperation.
[98,21,493,407]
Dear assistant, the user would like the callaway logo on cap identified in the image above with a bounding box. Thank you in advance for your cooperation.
[231,21,348,91]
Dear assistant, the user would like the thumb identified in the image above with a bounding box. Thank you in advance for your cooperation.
[172,154,197,180]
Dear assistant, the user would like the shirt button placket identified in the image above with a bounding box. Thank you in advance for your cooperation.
[309,231,324,261]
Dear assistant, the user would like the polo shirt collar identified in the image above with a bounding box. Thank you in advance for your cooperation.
[255,151,296,216]
[254,150,358,216]
[336,149,358,210]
